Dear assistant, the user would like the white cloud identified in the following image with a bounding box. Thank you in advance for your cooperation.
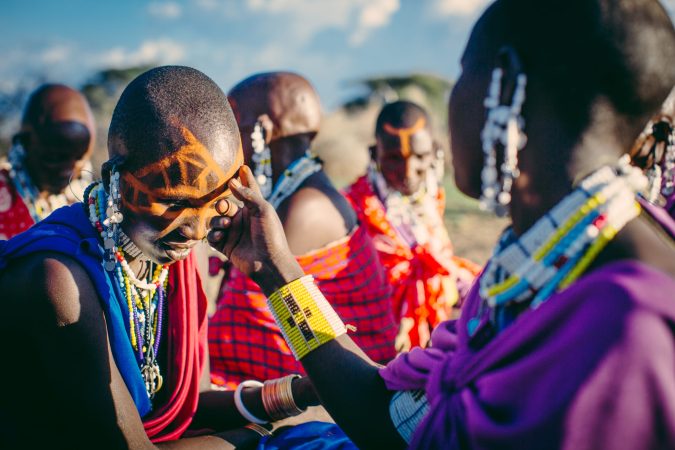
[428,0,489,18]
[40,44,72,64]
[147,2,182,19]
[195,0,399,47]
[98,39,186,68]
[350,0,399,46]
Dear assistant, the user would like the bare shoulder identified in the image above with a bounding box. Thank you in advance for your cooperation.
[282,186,351,255]
[0,252,101,330]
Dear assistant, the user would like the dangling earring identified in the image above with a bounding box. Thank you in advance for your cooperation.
[661,122,675,197]
[251,121,273,199]
[480,68,528,217]
[103,167,124,271]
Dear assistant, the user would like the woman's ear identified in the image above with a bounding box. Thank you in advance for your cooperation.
[101,155,126,192]
[496,45,525,106]
[257,114,275,144]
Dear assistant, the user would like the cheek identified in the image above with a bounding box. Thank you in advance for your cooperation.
[449,80,484,198]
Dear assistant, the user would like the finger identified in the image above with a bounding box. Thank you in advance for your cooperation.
[229,176,266,214]
[239,165,263,198]
[210,216,231,230]
[207,230,224,246]
[215,198,238,217]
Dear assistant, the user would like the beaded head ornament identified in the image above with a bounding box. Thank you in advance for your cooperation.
[479,68,528,217]
[251,120,273,199]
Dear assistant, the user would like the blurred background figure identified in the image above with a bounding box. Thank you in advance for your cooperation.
[0,84,94,239]
[343,100,480,352]
[208,71,397,389]
[630,86,675,217]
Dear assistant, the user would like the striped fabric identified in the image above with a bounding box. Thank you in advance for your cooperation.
[389,390,430,444]
[209,225,397,389]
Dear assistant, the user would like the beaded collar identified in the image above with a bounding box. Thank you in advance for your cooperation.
[7,143,92,223]
[84,181,169,398]
[267,152,322,209]
[468,155,647,344]
[369,164,448,251]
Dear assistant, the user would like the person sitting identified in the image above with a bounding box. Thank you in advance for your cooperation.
[207,0,675,448]
[0,84,94,239]
[630,86,675,216]
[209,71,396,389]
[344,100,480,352]
[0,66,322,449]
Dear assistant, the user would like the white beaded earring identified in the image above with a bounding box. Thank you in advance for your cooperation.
[480,68,528,217]
[103,168,124,271]
[251,121,273,198]
[661,123,675,197]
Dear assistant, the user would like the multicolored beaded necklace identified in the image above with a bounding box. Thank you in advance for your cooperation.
[267,151,322,209]
[467,155,647,347]
[84,181,170,398]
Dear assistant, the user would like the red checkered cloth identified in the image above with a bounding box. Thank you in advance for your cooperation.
[343,175,481,350]
[209,225,397,389]
[0,169,35,240]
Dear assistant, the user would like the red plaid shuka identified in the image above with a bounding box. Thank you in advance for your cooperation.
[0,169,35,240]
[343,175,481,350]
[208,225,397,389]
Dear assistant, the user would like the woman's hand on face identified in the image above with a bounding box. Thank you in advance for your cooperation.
[207,165,304,295]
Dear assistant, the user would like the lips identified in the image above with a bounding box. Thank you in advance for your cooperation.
[160,240,198,260]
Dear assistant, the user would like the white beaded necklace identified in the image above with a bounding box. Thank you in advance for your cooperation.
[267,152,322,209]
[468,156,646,338]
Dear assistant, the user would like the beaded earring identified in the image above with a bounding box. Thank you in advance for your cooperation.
[639,120,675,203]
[102,168,124,271]
[479,68,528,217]
[251,121,273,198]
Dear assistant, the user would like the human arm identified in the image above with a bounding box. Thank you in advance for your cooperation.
[208,166,407,449]
[1,252,257,449]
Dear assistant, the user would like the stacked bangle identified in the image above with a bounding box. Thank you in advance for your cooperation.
[234,380,267,424]
[267,275,347,360]
[244,423,273,437]
[261,374,306,421]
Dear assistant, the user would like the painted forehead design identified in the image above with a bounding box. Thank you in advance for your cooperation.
[382,117,427,158]
[121,126,242,221]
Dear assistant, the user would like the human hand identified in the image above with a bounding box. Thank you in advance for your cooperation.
[207,165,304,295]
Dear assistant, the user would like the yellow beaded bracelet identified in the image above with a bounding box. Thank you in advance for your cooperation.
[267,275,346,360]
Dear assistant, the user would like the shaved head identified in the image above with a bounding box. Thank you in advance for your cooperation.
[375,101,435,195]
[108,65,241,173]
[16,84,95,193]
[483,0,675,142]
[228,71,321,142]
[20,84,95,146]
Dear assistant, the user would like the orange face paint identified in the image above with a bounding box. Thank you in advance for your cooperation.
[120,126,243,238]
[382,117,427,158]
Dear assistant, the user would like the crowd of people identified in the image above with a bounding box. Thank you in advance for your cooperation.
[0,0,674,449]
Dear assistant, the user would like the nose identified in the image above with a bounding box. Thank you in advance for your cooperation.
[179,209,210,242]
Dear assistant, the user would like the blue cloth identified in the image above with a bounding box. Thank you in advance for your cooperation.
[258,422,357,450]
[0,204,152,416]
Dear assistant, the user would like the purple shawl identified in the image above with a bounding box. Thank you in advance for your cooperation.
[380,200,675,449]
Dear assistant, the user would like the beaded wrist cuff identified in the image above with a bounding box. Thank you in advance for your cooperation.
[267,275,346,360]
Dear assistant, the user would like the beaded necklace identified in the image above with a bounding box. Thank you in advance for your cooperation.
[267,152,322,209]
[467,156,647,345]
[85,182,170,398]
[369,164,448,251]
[7,143,92,222]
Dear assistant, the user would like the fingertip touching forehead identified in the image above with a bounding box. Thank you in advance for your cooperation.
[228,71,322,141]
[108,65,242,177]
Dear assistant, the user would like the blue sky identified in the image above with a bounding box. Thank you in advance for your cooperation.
[1,0,674,110]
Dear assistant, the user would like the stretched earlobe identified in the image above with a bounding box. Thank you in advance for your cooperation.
[479,47,528,217]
